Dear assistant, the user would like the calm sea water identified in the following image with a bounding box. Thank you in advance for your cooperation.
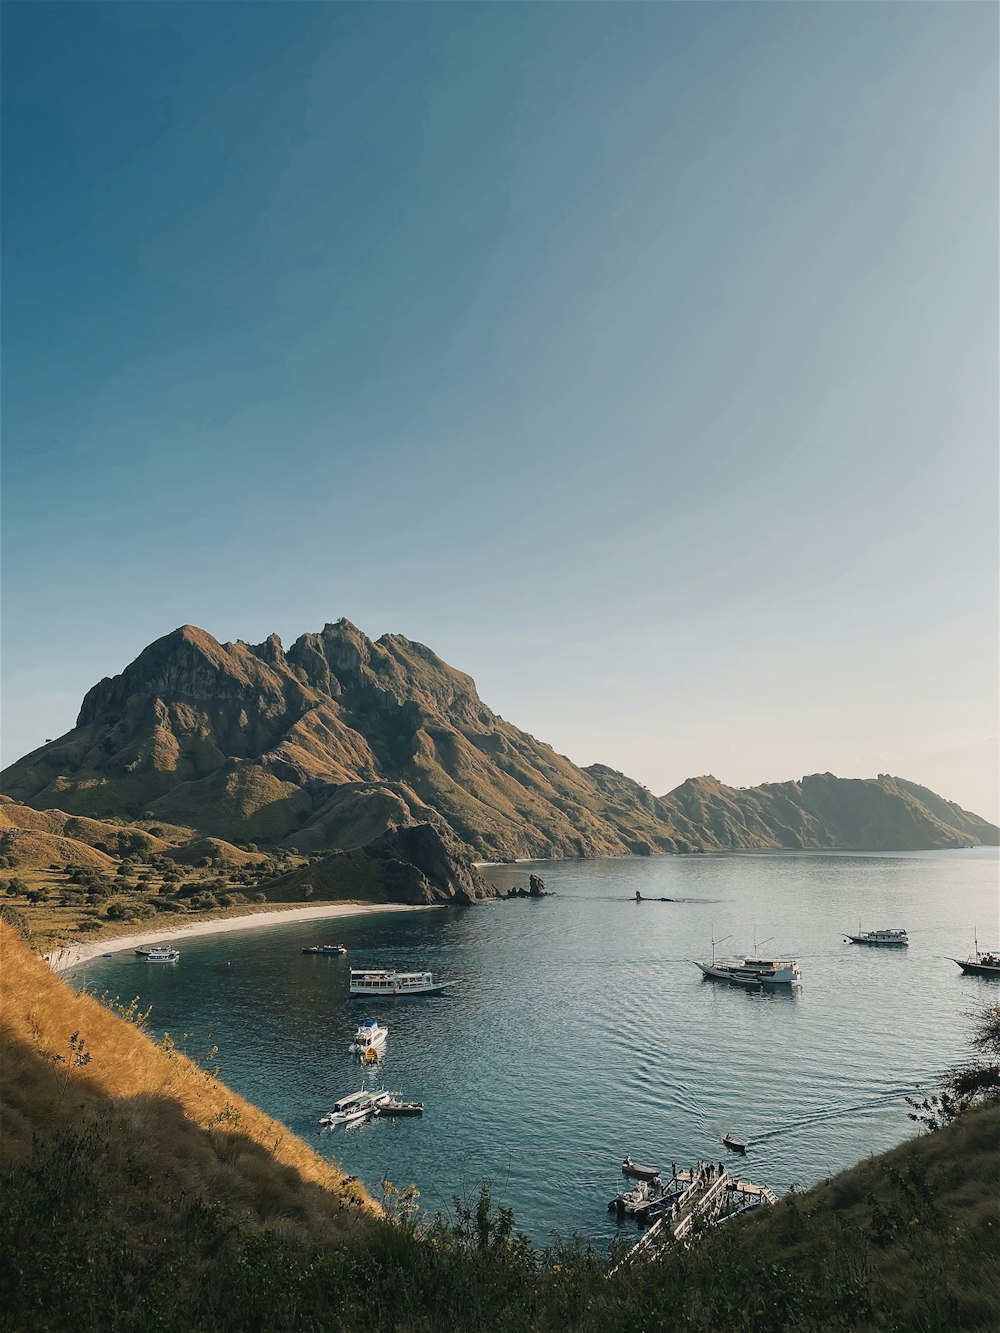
[75,848,999,1246]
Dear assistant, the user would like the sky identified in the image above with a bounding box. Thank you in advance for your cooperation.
[2,2,998,820]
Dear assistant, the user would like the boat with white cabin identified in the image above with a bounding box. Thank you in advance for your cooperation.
[144,946,180,962]
[318,1089,394,1126]
[349,969,456,997]
[348,1020,388,1055]
[695,935,799,987]
[844,924,908,947]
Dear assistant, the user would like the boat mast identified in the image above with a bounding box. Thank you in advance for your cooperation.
[711,932,731,964]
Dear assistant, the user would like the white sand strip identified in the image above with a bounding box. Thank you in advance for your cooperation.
[46,901,436,973]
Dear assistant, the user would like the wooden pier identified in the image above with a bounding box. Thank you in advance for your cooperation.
[610,1163,778,1274]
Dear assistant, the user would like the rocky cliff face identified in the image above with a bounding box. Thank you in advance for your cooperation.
[0,620,698,858]
[273,824,496,906]
[2,621,996,857]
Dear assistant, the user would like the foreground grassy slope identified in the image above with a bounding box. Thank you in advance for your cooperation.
[2,921,998,1331]
[0,923,374,1240]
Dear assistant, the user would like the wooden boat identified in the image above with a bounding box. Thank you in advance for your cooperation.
[695,934,799,987]
[621,1156,661,1181]
[722,1134,747,1154]
[950,932,1000,978]
[843,924,908,947]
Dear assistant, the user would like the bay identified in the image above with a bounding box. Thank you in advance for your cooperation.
[75,847,999,1247]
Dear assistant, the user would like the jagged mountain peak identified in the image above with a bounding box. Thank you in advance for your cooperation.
[2,622,996,857]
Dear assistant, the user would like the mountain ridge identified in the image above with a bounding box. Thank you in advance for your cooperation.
[3,621,996,858]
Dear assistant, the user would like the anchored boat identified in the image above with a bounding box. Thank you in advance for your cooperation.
[349,969,456,997]
[348,1019,388,1056]
[695,934,800,987]
[319,1089,393,1126]
[144,946,180,963]
[844,924,908,947]
[950,931,1000,978]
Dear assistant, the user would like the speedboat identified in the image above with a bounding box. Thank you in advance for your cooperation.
[301,944,347,955]
[348,1020,388,1055]
[844,925,908,947]
[144,946,180,962]
[319,1089,393,1126]
[349,969,456,996]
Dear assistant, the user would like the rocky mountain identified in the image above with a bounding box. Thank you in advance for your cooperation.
[657,773,998,852]
[2,621,996,859]
[0,622,703,858]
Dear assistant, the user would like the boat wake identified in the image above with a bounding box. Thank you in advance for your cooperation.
[746,1084,922,1144]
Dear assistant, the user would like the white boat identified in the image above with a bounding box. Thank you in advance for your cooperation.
[144,946,180,962]
[696,956,800,986]
[318,1088,394,1126]
[349,969,456,997]
[844,925,908,947]
[695,934,800,987]
[348,1019,388,1055]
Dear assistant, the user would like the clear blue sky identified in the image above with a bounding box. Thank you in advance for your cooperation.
[3,2,998,819]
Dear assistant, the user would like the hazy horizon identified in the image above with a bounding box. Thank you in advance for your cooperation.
[3,3,998,821]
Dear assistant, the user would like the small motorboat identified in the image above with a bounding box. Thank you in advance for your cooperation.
[301,944,347,955]
[319,1089,394,1126]
[722,1134,748,1154]
[609,1179,655,1216]
[348,1020,388,1056]
[374,1101,424,1117]
[621,1155,661,1181]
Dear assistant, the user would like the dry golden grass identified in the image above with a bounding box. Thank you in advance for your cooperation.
[0,921,377,1239]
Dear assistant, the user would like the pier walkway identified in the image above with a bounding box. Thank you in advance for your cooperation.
[610,1162,777,1274]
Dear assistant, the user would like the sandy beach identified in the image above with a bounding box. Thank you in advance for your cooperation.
[47,901,435,973]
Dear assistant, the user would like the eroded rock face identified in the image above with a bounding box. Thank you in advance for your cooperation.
[272,824,496,906]
[0,620,704,856]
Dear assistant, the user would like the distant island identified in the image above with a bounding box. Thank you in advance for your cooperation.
[1,620,995,943]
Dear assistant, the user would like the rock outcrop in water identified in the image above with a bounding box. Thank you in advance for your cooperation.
[2,621,996,861]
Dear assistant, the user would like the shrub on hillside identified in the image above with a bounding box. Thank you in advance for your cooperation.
[0,903,32,943]
[105,900,155,922]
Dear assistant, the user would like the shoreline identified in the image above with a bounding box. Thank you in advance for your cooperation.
[47,901,436,973]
